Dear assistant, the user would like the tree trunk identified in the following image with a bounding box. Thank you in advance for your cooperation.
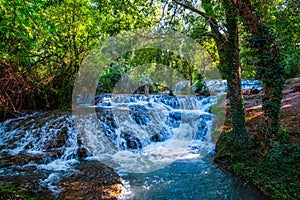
[223,0,247,143]
[232,0,285,141]
[173,0,248,142]
[202,0,247,142]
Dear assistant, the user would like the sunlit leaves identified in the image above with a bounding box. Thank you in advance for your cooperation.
[0,0,159,109]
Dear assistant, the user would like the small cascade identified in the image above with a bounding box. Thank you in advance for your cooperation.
[71,93,219,174]
[241,79,263,90]
[173,79,262,96]
[0,113,78,158]
[174,81,189,93]
[0,112,90,196]
[76,93,95,105]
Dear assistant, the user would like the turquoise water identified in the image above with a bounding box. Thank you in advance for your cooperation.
[120,155,265,200]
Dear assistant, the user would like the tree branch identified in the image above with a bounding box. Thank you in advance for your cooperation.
[172,0,224,42]
[172,0,209,19]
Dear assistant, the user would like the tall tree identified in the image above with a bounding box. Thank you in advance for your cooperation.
[263,0,299,78]
[222,0,247,142]
[38,0,158,108]
[231,0,285,142]
[171,0,247,142]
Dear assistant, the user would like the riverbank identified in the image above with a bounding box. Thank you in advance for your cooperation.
[0,161,122,200]
[215,77,300,199]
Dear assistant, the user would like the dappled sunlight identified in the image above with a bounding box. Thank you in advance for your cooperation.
[245,104,263,122]
[246,111,263,122]
[281,95,300,103]
[247,104,262,111]
[61,182,123,200]
[281,104,293,109]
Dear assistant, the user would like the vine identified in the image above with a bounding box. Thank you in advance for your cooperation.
[250,24,285,140]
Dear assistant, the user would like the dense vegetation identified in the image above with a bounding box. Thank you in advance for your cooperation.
[0,0,299,199]
[216,127,300,199]
[0,0,158,119]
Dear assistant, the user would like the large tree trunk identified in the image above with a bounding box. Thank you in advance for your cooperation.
[232,0,285,141]
[223,0,247,143]
[202,0,247,142]
[173,0,248,142]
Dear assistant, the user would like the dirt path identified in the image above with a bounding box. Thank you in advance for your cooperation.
[244,77,300,140]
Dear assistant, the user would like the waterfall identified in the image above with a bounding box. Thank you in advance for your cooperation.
[174,81,189,93]
[71,93,219,173]
[0,79,263,198]
[0,94,218,173]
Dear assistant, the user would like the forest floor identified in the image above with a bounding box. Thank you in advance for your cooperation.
[215,77,300,200]
[244,77,300,138]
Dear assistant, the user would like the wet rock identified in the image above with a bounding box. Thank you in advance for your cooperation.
[0,151,62,168]
[0,153,42,168]
[0,166,55,200]
[59,160,122,200]
[120,132,142,150]
[96,108,117,129]
[96,107,118,144]
[44,126,69,150]
[151,127,172,142]
[129,105,150,126]
[55,127,69,148]
[0,110,122,199]
[77,147,90,159]
[166,111,181,128]
[243,88,261,95]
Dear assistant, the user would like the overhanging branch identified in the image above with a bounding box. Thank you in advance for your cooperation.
[172,0,209,19]
[172,0,224,42]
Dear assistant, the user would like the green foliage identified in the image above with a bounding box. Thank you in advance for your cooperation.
[255,0,300,79]
[241,0,299,79]
[96,48,206,94]
[249,24,285,137]
[97,64,122,94]
[216,129,300,200]
[0,185,36,200]
[277,128,289,144]
[0,0,158,116]
[194,73,209,96]
[239,25,258,79]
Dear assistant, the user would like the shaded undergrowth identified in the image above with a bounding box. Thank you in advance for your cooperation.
[0,185,36,200]
[215,129,300,200]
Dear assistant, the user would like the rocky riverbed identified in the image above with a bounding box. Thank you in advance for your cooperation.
[0,111,123,199]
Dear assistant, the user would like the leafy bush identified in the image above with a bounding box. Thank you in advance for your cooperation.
[215,129,300,199]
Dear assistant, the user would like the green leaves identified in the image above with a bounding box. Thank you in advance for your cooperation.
[0,0,159,112]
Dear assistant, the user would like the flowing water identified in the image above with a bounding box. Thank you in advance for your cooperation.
[0,80,265,199]
[120,157,264,200]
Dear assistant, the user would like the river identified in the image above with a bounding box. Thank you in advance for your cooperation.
[0,80,265,199]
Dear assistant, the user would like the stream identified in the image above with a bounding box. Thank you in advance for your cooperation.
[0,80,266,199]
[120,157,264,200]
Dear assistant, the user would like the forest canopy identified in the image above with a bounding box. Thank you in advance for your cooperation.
[0,0,299,120]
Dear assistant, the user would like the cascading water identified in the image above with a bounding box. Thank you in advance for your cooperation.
[0,80,265,199]
[81,94,218,173]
